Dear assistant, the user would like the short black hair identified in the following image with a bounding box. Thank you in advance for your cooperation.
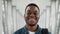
[25,3,40,12]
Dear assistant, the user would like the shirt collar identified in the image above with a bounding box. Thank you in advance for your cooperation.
[23,25,42,34]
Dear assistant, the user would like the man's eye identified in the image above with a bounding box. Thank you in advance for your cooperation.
[34,13,37,15]
[27,13,31,14]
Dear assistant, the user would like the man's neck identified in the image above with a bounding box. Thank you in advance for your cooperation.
[26,24,38,32]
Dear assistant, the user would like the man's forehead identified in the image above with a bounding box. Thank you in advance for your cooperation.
[29,6,36,10]
[26,6,39,12]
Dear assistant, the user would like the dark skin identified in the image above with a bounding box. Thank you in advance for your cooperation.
[24,6,40,32]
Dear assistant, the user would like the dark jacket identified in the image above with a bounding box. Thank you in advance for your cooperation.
[13,25,51,34]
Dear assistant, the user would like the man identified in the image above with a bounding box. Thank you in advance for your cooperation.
[14,3,51,34]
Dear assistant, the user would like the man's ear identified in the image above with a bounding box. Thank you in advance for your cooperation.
[24,14,25,18]
[39,15,40,19]
[37,15,40,19]
[38,15,40,20]
[24,14,27,18]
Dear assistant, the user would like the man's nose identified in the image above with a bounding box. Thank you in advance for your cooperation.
[30,13,35,17]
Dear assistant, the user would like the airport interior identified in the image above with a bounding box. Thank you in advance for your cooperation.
[0,0,60,34]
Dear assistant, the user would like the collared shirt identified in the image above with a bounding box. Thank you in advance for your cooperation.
[13,25,51,34]
[29,31,35,34]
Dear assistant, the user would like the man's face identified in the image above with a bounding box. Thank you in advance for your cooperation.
[24,6,40,26]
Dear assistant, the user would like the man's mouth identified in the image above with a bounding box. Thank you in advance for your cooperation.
[29,18,36,23]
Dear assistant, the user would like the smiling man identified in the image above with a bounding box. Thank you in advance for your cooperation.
[14,3,51,34]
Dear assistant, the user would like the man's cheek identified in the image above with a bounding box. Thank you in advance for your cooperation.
[25,15,28,18]
[36,16,39,20]
[25,16,29,20]
[37,15,40,18]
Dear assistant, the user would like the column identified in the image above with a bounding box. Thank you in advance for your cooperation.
[7,0,13,34]
[2,0,8,34]
[50,0,57,34]
[46,6,51,32]
[16,9,25,30]
[12,6,17,32]
[0,0,4,34]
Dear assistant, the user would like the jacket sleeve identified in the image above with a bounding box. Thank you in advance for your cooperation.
[13,29,22,34]
[48,32,51,34]
[13,31,20,34]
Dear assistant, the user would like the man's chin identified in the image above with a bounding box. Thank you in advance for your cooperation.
[28,23,36,26]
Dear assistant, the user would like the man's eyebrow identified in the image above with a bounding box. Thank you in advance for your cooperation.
[27,10,38,12]
[27,10,30,11]
[25,10,30,13]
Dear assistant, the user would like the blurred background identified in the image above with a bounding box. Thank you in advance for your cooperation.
[0,0,60,34]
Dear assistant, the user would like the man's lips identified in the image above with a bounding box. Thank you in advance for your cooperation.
[29,18,35,20]
[29,18,36,23]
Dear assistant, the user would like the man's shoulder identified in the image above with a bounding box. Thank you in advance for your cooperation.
[13,27,24,34]
[41,28,51,34]
[13,26,51,34]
